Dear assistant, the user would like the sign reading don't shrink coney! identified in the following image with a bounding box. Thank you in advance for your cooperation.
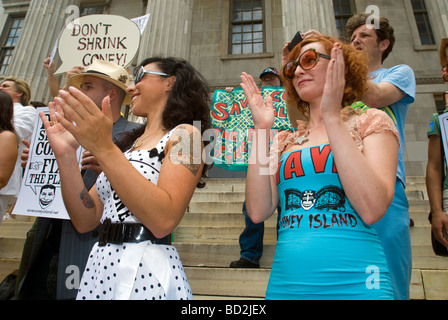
[55,14,141,75]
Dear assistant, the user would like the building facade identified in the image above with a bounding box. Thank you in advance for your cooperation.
[0,0,447,177]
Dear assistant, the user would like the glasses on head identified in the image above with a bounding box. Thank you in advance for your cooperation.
[283,48,331,80]
[134,66,170,84]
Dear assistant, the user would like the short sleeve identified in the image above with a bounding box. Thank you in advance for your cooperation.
[357,108,400,143]
[427,113,441,137]
[377,65,416,104]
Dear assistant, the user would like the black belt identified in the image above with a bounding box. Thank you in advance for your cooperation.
[99,218,171,246]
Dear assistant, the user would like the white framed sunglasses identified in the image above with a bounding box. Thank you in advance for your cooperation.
[134,66,170,84]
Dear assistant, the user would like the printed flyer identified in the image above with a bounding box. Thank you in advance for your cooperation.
[13,107,83,220]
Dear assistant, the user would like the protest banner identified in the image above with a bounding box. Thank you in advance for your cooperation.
[210,87,293,171]
[55,14,141,75]
[13,107,84,220]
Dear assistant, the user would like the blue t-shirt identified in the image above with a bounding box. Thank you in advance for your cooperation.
[267,144,394,300]
[370,65,416,187]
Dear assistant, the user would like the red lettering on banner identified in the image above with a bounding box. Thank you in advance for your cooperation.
[211,103,229,121]
[270,91,281,103]
[277,107,287,118]
[230,102,241,115]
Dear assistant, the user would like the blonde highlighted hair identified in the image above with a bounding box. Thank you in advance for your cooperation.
[3,76,31,106]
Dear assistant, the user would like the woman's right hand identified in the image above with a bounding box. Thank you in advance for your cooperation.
[240,72,275,130]
[40,101,80,159]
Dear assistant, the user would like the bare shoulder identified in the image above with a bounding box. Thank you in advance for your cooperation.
[0,130,18,144]
[166,124,204,176]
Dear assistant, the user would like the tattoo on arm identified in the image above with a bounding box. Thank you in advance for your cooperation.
[80,188,95,209]
[170,129,203,176]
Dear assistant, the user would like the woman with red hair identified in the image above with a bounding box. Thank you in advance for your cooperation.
[242,36,399,299]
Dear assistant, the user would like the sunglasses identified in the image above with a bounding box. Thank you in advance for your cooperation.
[283,48,331,80]
[134,66,170,84]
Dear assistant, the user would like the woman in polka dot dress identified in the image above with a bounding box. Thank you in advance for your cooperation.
[40,57,212,300]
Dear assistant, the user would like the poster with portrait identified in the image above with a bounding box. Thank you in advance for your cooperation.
[12,107,84,220]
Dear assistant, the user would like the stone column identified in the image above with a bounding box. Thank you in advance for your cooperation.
[137,0,194,63]
[7,0,81,103]
[281,0,337,45]
[433,0,448,36]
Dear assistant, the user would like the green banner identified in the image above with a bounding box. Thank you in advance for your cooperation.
[210,87,293,171]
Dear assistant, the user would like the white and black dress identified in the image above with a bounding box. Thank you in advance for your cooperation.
[77,128,193,300]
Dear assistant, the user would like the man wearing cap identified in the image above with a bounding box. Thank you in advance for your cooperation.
[229,67,282,269]
[259,67,282,87]
[16,60,142,300]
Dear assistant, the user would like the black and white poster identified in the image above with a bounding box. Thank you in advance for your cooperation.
[13,107,83,220]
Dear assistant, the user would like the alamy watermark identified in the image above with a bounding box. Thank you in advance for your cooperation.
[365,5,381,30]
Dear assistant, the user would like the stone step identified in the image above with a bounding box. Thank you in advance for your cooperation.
[409,201,430,213]
[175,243,275,268]
[191,192,245,202]
[0,221,33,238]
[411,245,448,269]
[410,210,431,226]
[0,259,20,284]
[416,270,448,300]
[0,238,26,260]
[184,267,270,298]
[180,211,278,228]
[0,222,32,261]
[172,226,278,244]
[187,201,245,214]
[197,179,246,192]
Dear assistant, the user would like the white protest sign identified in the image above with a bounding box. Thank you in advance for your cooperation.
[131,13,150,35]
[13,107,84,220]
[55,14,141,75]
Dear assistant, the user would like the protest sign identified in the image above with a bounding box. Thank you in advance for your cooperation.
[13,107,84,220]
[55,14,141,75]
[131,13,150,35]
[210,87,293,171]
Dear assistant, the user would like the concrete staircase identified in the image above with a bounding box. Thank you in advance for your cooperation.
[1,177,447,300]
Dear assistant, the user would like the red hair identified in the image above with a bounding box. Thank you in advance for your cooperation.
[282,36,369,118]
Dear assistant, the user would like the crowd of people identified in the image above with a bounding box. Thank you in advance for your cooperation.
[0,11,446,300]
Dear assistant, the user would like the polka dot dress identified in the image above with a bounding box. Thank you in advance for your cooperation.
[77,128,193,300]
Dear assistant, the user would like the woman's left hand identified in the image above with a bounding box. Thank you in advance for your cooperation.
[53,87,115,155]
[321,43,346,121]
